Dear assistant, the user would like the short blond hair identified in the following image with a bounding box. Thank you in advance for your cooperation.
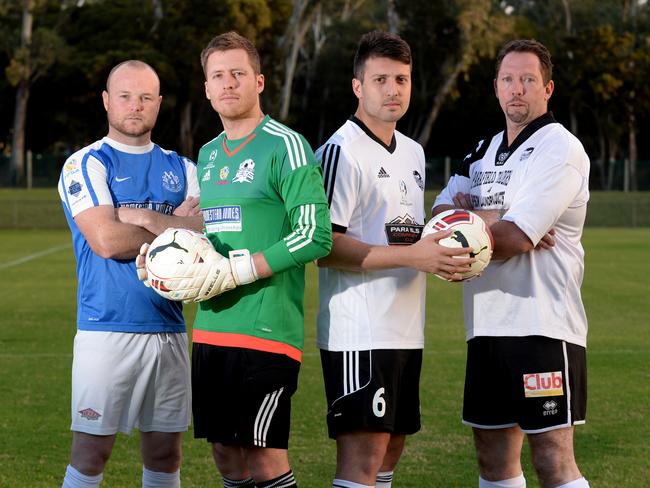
[200,31,261,76]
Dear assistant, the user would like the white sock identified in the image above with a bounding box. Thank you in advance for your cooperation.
[479,473,526,488]
[376,470,394,487]
[142,466,180,488]
[332,480,374,488]
[62,464,103,488]
[556,478,590,488]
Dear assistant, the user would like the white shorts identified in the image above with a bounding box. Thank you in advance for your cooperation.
[71,330,191,435]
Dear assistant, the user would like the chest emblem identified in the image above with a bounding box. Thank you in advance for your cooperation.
[377,166,390,179]
[162,171,182,193]
[232,159,255,183]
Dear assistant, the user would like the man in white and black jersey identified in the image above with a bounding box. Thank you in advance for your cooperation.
[433,39,591,488]
[316,31,474,488]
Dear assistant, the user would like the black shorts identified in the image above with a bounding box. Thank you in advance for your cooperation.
[320,349,422,439]
[192,344,300,448]
[463,336,587,433]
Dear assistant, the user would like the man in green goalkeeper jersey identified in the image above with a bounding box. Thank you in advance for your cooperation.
[191,31,332,488]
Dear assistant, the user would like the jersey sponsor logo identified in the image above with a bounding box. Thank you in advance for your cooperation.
[78,407,101,420]
[385,214,423,245]
[68,180,83,197]
[202,169,211,182]
[115,176,131,182]
[232,159,255,183]
[520,147,534,161]
[218,166,230,185]
[209,149,217,161]
[203,205,242,233]
[543,400,558,416]
[523,371,564,398]
[413,170,424,191]
[377,167,390,178]
[162,171,182,192]
[119,202,174,215]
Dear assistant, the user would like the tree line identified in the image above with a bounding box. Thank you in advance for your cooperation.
[1,0,649,190]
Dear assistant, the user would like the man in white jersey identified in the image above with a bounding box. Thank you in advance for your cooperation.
[58,60,202,488]
[433,40,591,488]
[316,31,474,488]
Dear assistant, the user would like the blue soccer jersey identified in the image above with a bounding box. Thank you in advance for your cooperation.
[58,137,199,333]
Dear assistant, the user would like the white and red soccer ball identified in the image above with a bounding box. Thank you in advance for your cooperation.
[145,228,213,301]
[422,209,494,281]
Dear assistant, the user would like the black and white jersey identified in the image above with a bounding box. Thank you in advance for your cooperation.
[316,117,427,351]
[434,113,590,346]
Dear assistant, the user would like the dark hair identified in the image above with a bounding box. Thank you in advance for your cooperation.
[200,31,261,76]
[495,39,553,84]
[353,30,412,81]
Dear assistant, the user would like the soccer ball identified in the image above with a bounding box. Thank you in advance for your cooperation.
[145,228,213,301]
[422,209,494,281]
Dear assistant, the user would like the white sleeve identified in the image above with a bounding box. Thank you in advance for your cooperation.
[319,142,359,229]
[59,154,113,217]
[433,174,471,209]
[503,132,589,245]
[182,157,200,198]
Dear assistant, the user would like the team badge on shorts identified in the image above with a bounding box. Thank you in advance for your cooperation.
[523,371,564,397]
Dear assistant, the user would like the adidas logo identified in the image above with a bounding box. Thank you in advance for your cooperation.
[377,167,390,178]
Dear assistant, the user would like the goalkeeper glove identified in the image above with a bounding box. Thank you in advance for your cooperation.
[193,248,259,302]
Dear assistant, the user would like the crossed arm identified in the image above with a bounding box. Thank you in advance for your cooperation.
[75,196,204,260]
[432,192,555,261]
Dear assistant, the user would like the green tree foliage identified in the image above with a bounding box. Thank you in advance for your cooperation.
[1,0,649,190]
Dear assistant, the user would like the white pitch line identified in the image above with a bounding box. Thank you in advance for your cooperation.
[0,243,71,270]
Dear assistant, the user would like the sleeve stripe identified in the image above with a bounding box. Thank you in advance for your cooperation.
[263,120,308,171]
[320,143,340,205]
[285,203,316,253]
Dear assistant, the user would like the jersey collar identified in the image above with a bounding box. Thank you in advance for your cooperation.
[103,137,154,154]
[349,115,397,154]
[495,112,556,166]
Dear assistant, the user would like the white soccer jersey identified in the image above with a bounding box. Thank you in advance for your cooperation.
[317,117,427,351]
[434,113,590,346]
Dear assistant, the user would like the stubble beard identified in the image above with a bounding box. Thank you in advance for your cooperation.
[110,116,154,139]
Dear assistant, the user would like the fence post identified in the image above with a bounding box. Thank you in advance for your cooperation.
[623,158,630,193]
[444,156,451,184]
[26,150,33,189]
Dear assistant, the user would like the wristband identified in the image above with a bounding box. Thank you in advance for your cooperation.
[229,249,258,285]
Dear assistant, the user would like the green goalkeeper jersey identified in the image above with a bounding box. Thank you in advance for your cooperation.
[193,116,332,362]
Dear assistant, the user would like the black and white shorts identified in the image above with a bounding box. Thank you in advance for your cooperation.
[192,344,300,448]
[320,349,422,439]
[463,336,587,433]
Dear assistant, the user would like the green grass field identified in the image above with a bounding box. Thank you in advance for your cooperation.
[0,228,648,487]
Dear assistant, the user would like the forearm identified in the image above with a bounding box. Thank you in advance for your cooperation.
[90,220,155,260]
[489,220,534,260]
[317,233,414,272]
[117,207,204,234]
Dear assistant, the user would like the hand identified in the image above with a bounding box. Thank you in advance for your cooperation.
[411,230,475,281]
[452,192,473,210]
[136,242,150,286]
[174,196,201,217]
[535,228,556,250]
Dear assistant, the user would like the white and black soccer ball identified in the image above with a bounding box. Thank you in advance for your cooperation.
[422,209,494,281]
[145,228,213,301]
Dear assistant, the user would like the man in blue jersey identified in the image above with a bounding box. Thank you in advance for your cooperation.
[58,60,202,488]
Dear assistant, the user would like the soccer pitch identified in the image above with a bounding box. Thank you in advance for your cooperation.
[0,228,648,487]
